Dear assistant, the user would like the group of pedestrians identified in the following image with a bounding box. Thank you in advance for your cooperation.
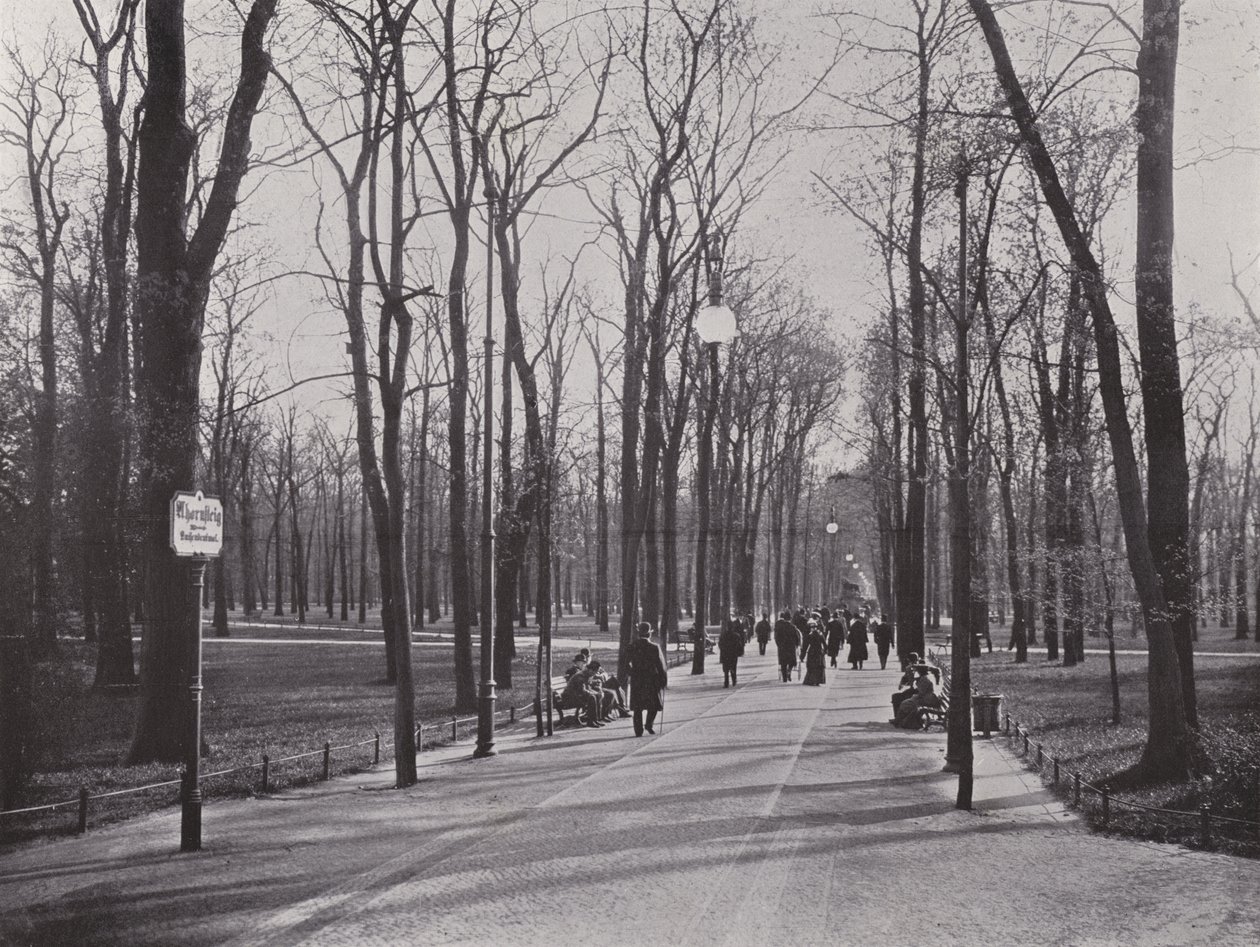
[561,606,897,740]
[758,605,894,685]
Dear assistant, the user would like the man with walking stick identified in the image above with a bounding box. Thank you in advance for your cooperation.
[626,622,668,737]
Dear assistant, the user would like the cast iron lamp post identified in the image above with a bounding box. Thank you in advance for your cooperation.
[474,185,497,758]
[692,231,738,674]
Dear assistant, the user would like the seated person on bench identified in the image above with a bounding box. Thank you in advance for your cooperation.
[893,665,941,729]
[564,653,587,681]
[559,664,610,727]
[587,660,629,718]
[891,652,921,715]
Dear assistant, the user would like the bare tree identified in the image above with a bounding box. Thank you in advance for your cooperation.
[969,0,1199,778]
[129,0,279,763]
[0,37,73,655]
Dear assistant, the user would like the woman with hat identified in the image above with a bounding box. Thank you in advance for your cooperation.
[801,615,827,686]
[894,664,941,729]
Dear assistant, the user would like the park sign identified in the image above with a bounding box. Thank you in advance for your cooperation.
[170,490,224,557]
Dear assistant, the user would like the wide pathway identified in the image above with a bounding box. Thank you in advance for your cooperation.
[3,650,1257,946]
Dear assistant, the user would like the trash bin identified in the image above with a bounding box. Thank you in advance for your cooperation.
[972,694,1002,736]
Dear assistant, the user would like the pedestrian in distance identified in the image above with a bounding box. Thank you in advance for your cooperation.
[773,610,801,683]
[872,613,894,670]
[718,616,745,688]
[626,622,668,736]
[847,609,870,670]
[802,616,827,686]
[825,610,846,668]
[754,610,772,655]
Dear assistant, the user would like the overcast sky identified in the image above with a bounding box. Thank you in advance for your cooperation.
[2,1,1257,437]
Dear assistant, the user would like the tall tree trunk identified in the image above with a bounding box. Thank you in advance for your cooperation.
[1134,0,1196,727]
[970,0,1198,778]
[899,3,932,661]
[129,0,278,763]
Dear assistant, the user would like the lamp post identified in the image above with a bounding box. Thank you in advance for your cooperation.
[825,510,839,606]
[474,185,497,759]
[692,231,738,675]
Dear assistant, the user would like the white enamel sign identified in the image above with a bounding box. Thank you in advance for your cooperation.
[170,490,224,557]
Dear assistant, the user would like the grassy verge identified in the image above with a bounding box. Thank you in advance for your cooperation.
[968,645,1260,857]
[1,634,549,848]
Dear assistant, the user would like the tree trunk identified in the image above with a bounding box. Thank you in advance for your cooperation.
[1134,0,1196,727]
[128,0,277,763]
[970,0,1198,778]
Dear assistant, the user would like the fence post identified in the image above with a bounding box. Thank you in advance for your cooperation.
[417,723,424,751]
[260,754,270,793]
[1036,743,1043,767]
[451,716,458,741]
[1053,757,1060,786]
[77,786,89,834]
[322,742,331,781]
[510,704,516,723]
[1073,772,1081,807]
[1101,790,1110,827]
[1004,712,1010,736]
[373,731,380,765]
[1200,806,1211,848]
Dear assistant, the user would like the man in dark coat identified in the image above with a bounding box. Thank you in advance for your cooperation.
[718,617,745,688]
[872,613,894,669]
[847,610,870,669]
[773,610,801,683]
[825,612,847,668]
[625,622,668,736]
[754,611,772,655]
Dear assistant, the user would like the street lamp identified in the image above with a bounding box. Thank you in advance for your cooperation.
[692,230,738,675]
[825,510,838,605]
[474,185,497,759]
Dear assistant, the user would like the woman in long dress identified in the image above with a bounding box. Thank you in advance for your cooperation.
[802,620,827,686]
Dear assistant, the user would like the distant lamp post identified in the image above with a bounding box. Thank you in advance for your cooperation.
[693,230,738,675]
[825,510,838,604]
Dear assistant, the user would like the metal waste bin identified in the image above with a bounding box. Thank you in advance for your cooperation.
[972,694,1002,736]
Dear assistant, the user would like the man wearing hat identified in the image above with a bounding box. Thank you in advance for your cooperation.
[773,610,802,683]
[625,622,668,736]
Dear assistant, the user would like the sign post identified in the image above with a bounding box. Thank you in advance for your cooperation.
[170,491,223,852]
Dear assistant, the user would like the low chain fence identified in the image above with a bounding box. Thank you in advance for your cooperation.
[1000,713,1260,852]
[2,699,527,841]
[5,646,704,842]
[925,647,1260,853]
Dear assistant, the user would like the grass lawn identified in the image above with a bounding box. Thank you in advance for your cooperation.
[965,633,1260,856]
[2,630,554,847]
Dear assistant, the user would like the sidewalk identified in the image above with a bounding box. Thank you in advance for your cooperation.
[3,650,1257,946]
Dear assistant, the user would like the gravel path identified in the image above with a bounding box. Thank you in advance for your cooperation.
[3,650,1256,946]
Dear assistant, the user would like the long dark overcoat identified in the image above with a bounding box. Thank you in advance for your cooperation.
[825,618,846,659]
[847,619,870,664]
[718,623,745,668]
[626,637,668,712]
[773,619,801,668]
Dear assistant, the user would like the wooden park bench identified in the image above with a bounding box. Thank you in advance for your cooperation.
[920,662,949,731]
